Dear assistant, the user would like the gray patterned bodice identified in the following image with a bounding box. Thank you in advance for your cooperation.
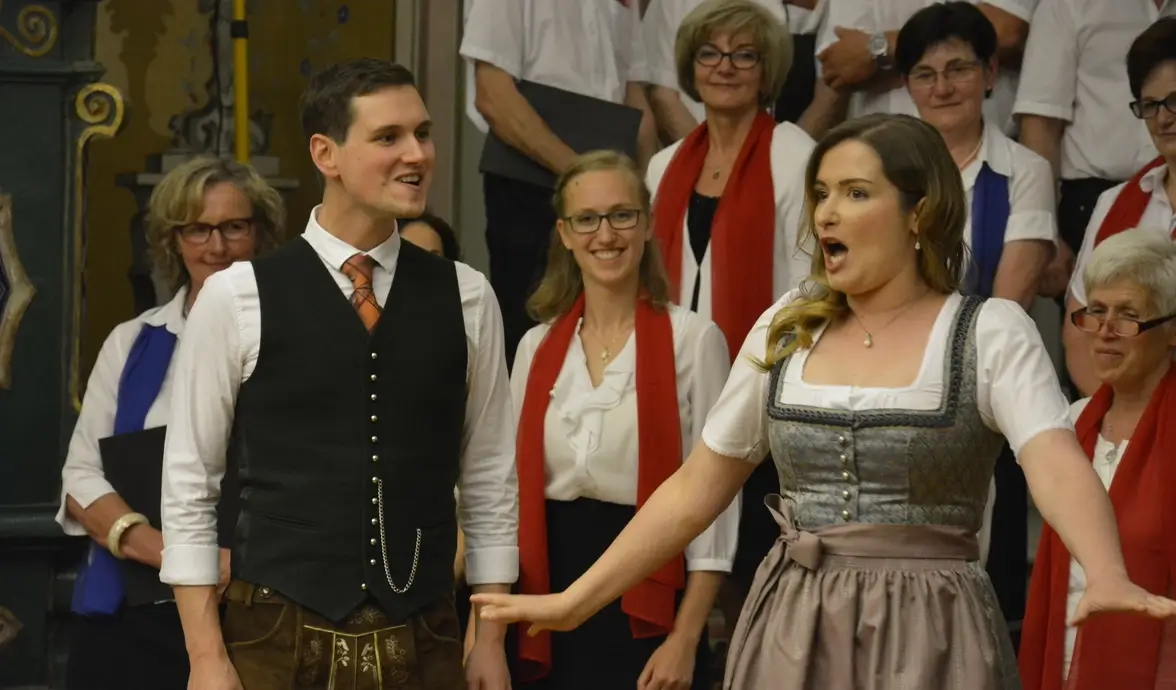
[766,296,1005,532]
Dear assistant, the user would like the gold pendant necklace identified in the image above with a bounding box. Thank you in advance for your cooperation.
[851,293,927,348]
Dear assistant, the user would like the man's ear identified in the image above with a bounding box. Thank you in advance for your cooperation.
[309,133,338,179]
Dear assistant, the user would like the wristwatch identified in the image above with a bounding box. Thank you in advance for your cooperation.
[868,32,893,71]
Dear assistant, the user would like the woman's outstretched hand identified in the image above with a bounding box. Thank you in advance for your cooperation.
[469,591,585,637]
[1069,576,1176,626]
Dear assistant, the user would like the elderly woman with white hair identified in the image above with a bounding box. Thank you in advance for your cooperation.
[1022,226,1176,690]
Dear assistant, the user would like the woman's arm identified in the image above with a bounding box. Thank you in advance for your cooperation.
[993,239,1052,311]
[560,444,753,628]
[67,494,164,569]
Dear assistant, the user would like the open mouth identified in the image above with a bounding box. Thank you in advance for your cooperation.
[821,238,848,268]
[395,173,422,187]
[591,248,625,261]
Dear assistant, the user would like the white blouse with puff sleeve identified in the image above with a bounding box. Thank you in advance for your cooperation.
[510,304,739,573]
[702,291,1073,469]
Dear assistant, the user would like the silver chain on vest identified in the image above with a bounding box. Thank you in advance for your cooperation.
[376,478,421,593]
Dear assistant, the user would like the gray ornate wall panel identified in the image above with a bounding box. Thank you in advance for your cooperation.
[0,1,122,686]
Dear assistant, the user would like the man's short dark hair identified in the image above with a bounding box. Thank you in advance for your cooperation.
[1127,17,1176,100]
[895,2,997,76]
[298,59,417,142]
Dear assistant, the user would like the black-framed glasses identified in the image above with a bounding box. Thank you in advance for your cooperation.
[176,218,256,244]
[1129,92,1176,119]
[563,209,643,234]
[1070,307,1176,337]
[907,60,983,90]
[695,45,761,70]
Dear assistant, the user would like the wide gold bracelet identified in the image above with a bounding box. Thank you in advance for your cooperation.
[106,512,149,560]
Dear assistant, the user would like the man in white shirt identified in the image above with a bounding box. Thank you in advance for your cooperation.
[159,59,517,690]
[816,0,1036,134]
[1015,0,1173,295]
[460,0,658,367]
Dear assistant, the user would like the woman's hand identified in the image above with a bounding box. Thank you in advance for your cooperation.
[1070,575,1176,626]
[469,591,584,637]
[638,633,698,690]
[217,548,232,599]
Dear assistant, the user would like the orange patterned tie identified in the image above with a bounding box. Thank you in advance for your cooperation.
[341,253,381,332]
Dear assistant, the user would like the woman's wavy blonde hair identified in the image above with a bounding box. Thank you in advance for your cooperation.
[761,113,968,368]
[526,150,671,324]
[146,155,285,293]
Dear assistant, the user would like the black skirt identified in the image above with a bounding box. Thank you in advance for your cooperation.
[514,498,711,690]
[65,602,190,690]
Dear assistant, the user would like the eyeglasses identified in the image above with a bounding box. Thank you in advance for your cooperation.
[1070,307,1176,337]
[907,60,982,90]
[1129,92,1176,119]
[563,209,643,234]
[176,218,256,245]
[695,46,761,70]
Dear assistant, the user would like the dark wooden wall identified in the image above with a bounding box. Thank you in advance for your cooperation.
[0,1,121,686]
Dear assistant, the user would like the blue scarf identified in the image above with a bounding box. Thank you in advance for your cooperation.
[965,162,1010,298]
[71,323,177,616]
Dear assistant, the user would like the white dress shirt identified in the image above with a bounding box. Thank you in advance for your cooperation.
[642,0,795,124]
[645,121,815,319]
[460,0,649,133]
[56,287,189,535]
[961,120,1058,248]
[818,0,1039,134]
[1068,165,1176,306]
[159,211,519,587]
[702,291,1073,465]
[1013,0,1174,181]
[510,304,739,572]
[1062,397,1127,679]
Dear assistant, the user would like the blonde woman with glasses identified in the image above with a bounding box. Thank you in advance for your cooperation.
[57,156,282,690]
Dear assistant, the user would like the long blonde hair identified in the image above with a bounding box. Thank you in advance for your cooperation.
[762,114,968,367]
[526,151,672,324]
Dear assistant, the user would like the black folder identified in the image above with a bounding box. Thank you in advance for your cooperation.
[478,80,643,189]
[99,426,240,606]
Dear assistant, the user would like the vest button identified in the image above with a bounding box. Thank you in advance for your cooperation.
[371,518,377,525]
[361,583,368,590]
[837,435,847,447]
[259,587,271,598]
[370,559,377,566]
[370,394,378,402]
[371,476,378,484]
[371,436,378,443]
[841,510,851,521]
[371,353,378,360]
[839,453,848,464]
[370,374,377,381]
[371,497,377,505]
[842,490,851,501]
[370,415,378,423]
[842,471,851,481]
[371,454,378,462]
[370,538,377,546]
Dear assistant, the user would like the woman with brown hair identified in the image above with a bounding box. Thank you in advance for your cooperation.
[57,155,283,689]
[474,114,1176,689]
[508,150,736,689]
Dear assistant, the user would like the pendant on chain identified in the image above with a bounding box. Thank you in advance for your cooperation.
[863,334,873,348]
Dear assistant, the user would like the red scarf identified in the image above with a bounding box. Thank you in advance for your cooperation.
[652,111,777,359]
[514,294,684,682]
[1093,156,1169,247]
[1020,367,1176,690]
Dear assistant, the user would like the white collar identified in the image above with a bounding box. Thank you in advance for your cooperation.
[1136,161,1171,195]
[142,285,188,335]
[301,204,401,271]
[960,120,1013,191]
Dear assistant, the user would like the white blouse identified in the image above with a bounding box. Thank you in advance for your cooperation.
[510,304,739,572]
[56,287,189,535]
[645,122,816,322]
[960,121,1058,250]
[701,291,1073,466]
[1062,397,1127,678]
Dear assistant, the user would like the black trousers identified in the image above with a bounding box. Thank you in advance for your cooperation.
[65,602,190,690]
[985,443,1028,652]
[483,172,558,370]
[1057,178,1120,256]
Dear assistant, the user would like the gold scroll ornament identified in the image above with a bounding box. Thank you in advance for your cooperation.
[0,2,57,57]
[69,83,126,411]
[0,193,35,389]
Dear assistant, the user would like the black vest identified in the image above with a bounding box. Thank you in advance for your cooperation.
[230,238,467,623]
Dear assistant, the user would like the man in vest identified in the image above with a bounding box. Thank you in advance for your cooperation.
[158,59,517,690]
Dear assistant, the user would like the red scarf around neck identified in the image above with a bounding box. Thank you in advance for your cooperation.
[652,111,777,359]
[1093,156,1168,247]
[514,294,684,682]
[1020,366,1176,690]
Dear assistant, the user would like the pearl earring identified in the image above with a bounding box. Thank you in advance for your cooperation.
[915,239,921,251]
